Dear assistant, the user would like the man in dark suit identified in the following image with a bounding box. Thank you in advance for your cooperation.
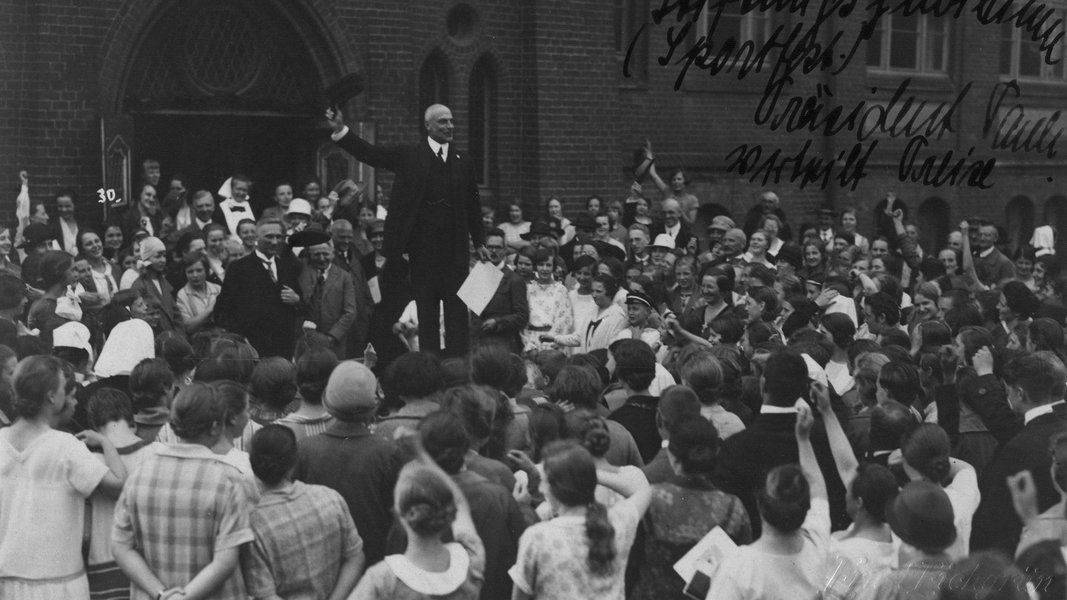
[297,234,358,358]
[470,228,528,354]
[649,198,692,251]
[970,353,1067,556]
[175,190,224,237]
[714,350,849,536]
[327,104,487,358]
[215,217,304,358]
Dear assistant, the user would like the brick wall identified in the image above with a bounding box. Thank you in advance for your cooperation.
[1,0,1063,248]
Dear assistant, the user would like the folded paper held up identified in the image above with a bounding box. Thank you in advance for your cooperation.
[457,262,503,316]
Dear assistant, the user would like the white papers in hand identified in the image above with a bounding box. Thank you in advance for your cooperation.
[457,262,503,316]
[673,526,737,583]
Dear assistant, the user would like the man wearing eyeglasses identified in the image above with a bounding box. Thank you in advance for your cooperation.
[326,104,488,357]
[469,228,528,354]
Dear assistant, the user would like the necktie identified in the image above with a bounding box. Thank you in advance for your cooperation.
[230,205,246,213]
[262,258,277,283]
[437,147,446,163]
[310,270,326,321]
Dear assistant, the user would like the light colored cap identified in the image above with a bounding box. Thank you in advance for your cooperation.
[649,234,676,250]
[287,198,312,216]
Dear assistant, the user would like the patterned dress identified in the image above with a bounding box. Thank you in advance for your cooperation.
[522,280,574,353]
[631,475,752,600]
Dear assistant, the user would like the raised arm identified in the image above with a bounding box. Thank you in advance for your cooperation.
[795,400,827,501]
[811,382,858,492]
[325,108,406,172]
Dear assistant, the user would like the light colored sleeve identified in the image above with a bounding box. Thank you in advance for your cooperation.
[552,287,574,336]
[214,476,254,552]
[802,497,832,553]
[175,288,194,322]
[508,527,539,595]
[65,436,110,497]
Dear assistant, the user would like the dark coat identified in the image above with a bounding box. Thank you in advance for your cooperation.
[215,251,304,358]
[131,273,182,334]
[297,264,357,356]
[119,207,163,245]
[970,403,1067,556]
[714,411,849,537]
[334,131,484,261]
[470,266,528,353]
[650,220,694,253]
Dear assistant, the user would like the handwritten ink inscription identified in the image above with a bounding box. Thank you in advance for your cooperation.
[628,0,1066,189]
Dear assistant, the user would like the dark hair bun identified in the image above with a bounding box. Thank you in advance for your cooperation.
[403,501,457,536]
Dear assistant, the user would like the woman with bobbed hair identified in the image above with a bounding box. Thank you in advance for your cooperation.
[996,280,1040,350]
[440,384,516,492]
[510,440,651,600]
[1028,316,1065,355]
[632,418,751,600]
[830,463,899,574]
[744,286,780,324]
[876,360,924,418]
[900,423,979,560]
[0,355,127,599]
[706,401,832,599]
[679,351,745,438]
[112,381,251,600]
[244,425,364,600]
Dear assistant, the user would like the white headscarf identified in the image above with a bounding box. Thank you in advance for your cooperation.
[94,319,155,378]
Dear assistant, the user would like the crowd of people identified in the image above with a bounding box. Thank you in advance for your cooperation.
[1,118,1067,600]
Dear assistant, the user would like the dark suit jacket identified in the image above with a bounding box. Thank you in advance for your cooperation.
[334,131,484,261]
[119,207,163,244]
[298,264,357,356]
[714,410,849,537]
[650,220,694,252]
[970,403,1067,556]
[470,266,528,353]
[215,252,304,358]
[131,273,182,334]
[333,245,373,359]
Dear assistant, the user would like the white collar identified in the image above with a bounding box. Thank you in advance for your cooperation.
[255,250,274,263]
[979,246,995,258]
[761,404,798,415]
[666,222,680,235]
[428,138,449,158]
[196,217,212,228]
[1024,400,1065,426]
[383,544,469,595]
[222,197,250,208]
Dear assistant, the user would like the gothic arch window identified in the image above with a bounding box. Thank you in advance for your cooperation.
[1005,195,1035,257]
[419,51,451,130]
[918,197,950,254]
[469,56,496,189]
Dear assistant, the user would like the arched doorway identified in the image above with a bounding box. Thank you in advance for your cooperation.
[1046,195,1067,255]
[1004,196,1034,258]
[917,197,950,255]
[105,0,363,213]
